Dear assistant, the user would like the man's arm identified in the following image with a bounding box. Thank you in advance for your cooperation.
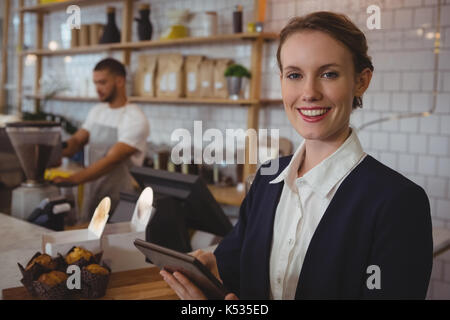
[62,128,90,158]
[57,142,138,185]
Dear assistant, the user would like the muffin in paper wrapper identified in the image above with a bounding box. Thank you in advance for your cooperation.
[32,276,70,300]
[80,263,111,299]
[17,252,65,297]
[63,246,103,269]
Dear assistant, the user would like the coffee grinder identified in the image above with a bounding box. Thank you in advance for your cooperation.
[6,121,61,220]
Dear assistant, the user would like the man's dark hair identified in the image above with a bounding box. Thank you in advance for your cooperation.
[93,58,126,78]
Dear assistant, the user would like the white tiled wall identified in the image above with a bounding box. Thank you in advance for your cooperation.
[4,0,450,299]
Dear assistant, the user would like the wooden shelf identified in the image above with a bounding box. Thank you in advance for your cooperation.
[20,0,131,13]
[21,33,279,56]
[260,98,283,104]
[25,94,98,103]
[25,94,259,106]
[129,96,258,106]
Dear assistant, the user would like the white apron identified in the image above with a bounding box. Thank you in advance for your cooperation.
[81,120,134,221]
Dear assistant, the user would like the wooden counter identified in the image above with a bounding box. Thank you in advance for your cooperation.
[2,266,178,300]
[207,185,245,207]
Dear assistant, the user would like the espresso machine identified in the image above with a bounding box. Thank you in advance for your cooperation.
[5,121,62,220]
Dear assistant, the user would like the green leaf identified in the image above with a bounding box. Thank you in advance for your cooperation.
[224,64,251,78]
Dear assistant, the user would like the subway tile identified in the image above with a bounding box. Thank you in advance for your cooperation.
[361,92,373,110]
[382,73,401,91]
[394,8,414,29]
[440,116,450,135]
[404,0,424,8]
[398,153,417,173]
[419,115,440,135]
[438,157,450,178]
[440,5,450,27]
[385,0,406,10]
[429,135,449,156]
[380,116,400,132]
[372,92,391,111]
[389,132,408,152]
[392,93,410,112]
[421,71,435,91]
[426,176,448,198]
[436,94,450,114]
[399,117,419,133]
[380,10,394,30]
[418,155,437,175]
[379,152,398,169]
[368,72,382,91]
[402,72,422,91]
[357,130,371,150]
[444,26,450,50]
[432,218,446,228]
[436,199,450,220]
[411,51,435,71]
[384,29,402,49]
[414,7,434,28]
[440,51,450,71]
[366,32,384,51]
[350,110,363,128]
[443,72,450,92]
[362,111,381,131]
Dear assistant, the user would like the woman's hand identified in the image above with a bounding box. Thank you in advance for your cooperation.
[160,249,239,300]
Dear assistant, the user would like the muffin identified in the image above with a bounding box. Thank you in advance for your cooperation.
[65,247,94,265]
[18,252,61,296]
[85,264,109,275]
[37,270,67,287]
[32,271,69,300]
[80,263,111,299]
[26,254,57,271]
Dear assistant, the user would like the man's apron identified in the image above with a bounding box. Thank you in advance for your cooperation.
[81,120,134,221]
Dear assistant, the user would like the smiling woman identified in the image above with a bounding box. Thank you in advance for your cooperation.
[161,11,433,300]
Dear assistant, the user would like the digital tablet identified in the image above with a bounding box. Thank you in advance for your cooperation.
[133,238,228,299]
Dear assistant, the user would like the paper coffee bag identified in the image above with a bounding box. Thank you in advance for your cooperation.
[199,59,215,98]
[134,54,158,97]
[213,59,232,98]
[185,55,204,98]
[156,53,185,98]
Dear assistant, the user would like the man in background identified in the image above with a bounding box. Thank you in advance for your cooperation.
[54,58,150,221]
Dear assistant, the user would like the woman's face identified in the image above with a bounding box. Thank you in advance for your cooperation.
[280,31,363,142]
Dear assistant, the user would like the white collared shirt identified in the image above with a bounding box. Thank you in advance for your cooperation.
[268,128,366,300]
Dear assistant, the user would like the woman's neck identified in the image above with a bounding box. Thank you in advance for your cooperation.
[298,126,351,178]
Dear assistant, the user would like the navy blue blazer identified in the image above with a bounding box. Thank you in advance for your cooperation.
[214,155,433,299]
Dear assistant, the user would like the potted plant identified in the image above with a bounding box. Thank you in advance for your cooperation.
[224,64,251,100]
